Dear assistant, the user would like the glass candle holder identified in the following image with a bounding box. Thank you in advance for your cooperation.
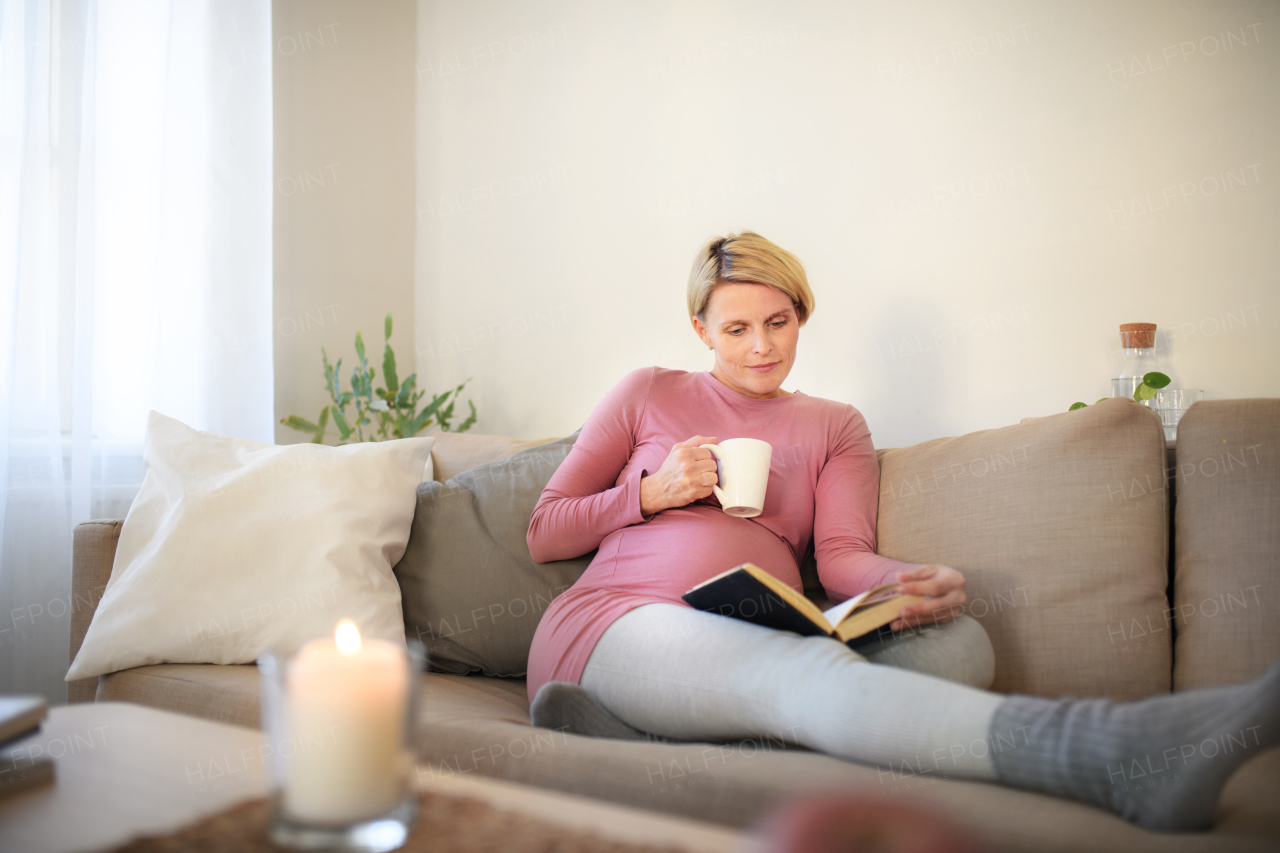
[258,620,424,852]
[1154,389,1203,440]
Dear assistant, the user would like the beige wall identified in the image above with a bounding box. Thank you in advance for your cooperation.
[273,0,416,443]
[415,0,1278,447]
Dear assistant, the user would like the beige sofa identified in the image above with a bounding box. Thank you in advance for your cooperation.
[66,399,1280,852]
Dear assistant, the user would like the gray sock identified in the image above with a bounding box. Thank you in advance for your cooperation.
[530,681,668,741]
[990,658,1280,831]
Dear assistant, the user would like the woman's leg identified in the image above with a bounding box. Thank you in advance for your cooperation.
[991,665,1280,830]
[576,602,1280,832]
[850,614,995,689]
[579,603,1003,779]
[529,613,993,745]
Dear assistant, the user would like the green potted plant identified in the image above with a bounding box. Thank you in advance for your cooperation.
[282,313,476,444]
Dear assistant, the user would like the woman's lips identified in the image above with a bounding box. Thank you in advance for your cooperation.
[746,362,780,373]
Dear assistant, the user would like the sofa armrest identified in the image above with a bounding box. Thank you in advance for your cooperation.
[68,519,123,703]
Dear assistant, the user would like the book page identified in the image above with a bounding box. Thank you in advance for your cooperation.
[821,583,898,625]
[821,595,864,626]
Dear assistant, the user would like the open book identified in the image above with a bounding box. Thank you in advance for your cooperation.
[682,563,926,646]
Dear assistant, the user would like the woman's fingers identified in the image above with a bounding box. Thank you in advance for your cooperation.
[887,566,968,630]
[901,578,961,598]
[897,565,937,581]
[892,593,965,630]
[895,569,934,592]
[896,566,962,597]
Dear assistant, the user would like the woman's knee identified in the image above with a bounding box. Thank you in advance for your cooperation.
[856,615,995,689]
[942,615,996,688]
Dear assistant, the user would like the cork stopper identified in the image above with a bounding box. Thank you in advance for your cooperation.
[1119,322,1156,349]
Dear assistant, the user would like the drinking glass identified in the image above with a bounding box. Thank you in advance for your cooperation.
[1154,389,1203,440]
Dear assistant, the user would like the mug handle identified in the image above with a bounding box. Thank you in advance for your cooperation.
[699,444,729,507]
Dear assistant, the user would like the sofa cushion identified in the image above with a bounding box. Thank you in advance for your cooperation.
[67,412,432,681]
[97,663,262,730]
[395,434,588,677]
[1173,399,1280,690]
[429,433,558,483]
[96,661,1280,848]
[875,398,1170,700]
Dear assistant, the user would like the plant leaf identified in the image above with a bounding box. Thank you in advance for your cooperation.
[331,406,353,439]
[383,342,399,394]
[395,373,416,408]
[385,313,393,341]
[1142,371,1171,390]
[354,331,366,363]
[417,389,451,421]
[456,399,477,432]
[1096,398,1108,403]
[281,415,321,434]
[1134,382,1157,402]
[1069,402,1087,411]
[406,410,433,437]
[437,399,456,431]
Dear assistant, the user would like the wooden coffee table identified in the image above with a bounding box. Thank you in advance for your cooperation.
[0,703,741,853]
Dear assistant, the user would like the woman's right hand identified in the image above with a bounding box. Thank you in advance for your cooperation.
[639,436,720,517]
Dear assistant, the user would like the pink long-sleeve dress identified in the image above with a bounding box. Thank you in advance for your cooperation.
[525,367,917,702]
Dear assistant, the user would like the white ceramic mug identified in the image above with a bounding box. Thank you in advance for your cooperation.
[698,438,773,518]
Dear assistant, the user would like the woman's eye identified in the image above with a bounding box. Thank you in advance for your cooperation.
[771,320,787,328]
[727,328,745,336]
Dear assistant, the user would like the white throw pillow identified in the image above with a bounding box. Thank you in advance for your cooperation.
[66,412,435,680]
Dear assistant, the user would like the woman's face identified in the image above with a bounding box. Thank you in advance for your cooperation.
[693,282,799,399]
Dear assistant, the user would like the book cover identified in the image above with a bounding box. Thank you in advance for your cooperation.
[683,563,925,647]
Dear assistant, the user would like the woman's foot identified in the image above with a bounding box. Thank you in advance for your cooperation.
[991,658,1280,831]
[530,681,668,741]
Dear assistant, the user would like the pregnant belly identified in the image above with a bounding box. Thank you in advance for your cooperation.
[583,504,802,600]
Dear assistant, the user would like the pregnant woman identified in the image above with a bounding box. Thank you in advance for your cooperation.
[524,230,1278,832]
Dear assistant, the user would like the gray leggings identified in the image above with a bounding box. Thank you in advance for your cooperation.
[579,603,1003,779]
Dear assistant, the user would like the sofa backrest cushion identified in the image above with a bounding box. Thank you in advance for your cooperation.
[395,434,583,677]
[1173,399,1280,690]
[875,398,1170,700]
[430,433,558,483]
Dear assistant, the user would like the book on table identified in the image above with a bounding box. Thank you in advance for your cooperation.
[0,695,46,747]
[681,562,927,646]
[0,695,54,800]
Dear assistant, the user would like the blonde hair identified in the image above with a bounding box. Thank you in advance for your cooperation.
[686,230,814,326]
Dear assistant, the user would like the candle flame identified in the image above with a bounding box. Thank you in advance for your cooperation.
[335,619,361,655]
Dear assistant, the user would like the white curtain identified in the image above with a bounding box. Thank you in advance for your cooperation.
[0,0,272,703]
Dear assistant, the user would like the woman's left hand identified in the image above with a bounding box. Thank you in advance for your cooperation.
[889,565,967,632]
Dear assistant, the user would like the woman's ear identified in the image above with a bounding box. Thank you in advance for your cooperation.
[691,314,713,349]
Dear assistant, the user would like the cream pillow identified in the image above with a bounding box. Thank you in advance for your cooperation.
[67,412,434,680]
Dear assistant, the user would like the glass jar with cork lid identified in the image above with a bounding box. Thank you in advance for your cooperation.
[1112,323,1162,406]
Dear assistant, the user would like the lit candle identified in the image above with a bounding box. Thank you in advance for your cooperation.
[282,619,411,823]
